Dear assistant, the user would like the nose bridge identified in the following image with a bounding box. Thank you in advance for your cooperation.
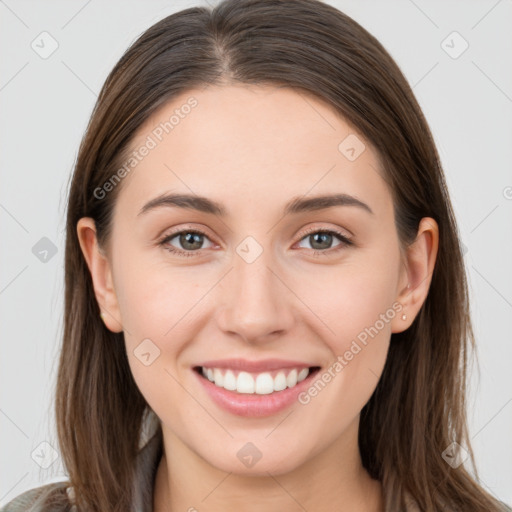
[217,239,294,342]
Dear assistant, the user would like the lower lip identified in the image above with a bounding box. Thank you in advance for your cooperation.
[193,367,320,418]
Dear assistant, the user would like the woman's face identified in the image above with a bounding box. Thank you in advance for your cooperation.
[86,84,414,475]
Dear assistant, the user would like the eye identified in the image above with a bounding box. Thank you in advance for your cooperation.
[158,228,214,257]
[296,227,353,255]
[158,226,353,258]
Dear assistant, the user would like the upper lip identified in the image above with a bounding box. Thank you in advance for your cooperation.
[196,358,317,373]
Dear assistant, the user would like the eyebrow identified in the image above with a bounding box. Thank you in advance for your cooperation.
[137,192,374,218]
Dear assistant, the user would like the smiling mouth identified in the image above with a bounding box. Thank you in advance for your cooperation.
[193,366,321,395]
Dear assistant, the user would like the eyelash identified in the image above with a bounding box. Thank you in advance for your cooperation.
[158,226,353,258]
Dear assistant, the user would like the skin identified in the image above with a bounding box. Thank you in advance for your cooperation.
[77,84,438,512]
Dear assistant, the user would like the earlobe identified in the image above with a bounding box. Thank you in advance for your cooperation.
[76,217,123,333]
[391,217,439,334]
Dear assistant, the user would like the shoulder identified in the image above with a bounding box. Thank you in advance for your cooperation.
[0,481,72,512]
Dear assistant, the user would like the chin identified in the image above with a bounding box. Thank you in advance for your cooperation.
[203,442,307,477]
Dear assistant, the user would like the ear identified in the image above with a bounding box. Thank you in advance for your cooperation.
[391,217,439,333]
[76,217,123,333]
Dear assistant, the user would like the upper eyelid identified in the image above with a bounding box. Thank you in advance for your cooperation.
[299,225,352,239]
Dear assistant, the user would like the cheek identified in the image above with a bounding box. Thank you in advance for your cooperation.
[291,268,396,429]
[113,249,203,340]
[110,250,195,393]
[294,259,399,348]
[289,253,399,405]
[118,267,194,420]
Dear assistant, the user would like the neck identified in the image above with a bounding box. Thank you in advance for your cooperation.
[153,418,383,512]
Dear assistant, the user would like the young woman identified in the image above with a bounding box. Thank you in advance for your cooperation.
[2,1,510,511]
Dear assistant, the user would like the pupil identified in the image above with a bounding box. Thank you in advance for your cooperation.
[311,232,331,250]
[181,232,202,250]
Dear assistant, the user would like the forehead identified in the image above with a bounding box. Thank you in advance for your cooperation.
[115,84,391,220]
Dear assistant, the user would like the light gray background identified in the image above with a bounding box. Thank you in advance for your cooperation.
[1,0,511,507]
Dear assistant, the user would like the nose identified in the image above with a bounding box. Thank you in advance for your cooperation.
[216,249,295,344]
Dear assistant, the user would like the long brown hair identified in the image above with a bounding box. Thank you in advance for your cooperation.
[51,0,505,510]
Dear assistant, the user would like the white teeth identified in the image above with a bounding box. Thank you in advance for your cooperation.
[274,372,287,391]
[200,366,312,394]
[255,373,274,395]
[286,369,297,388]
[237,372,255,393]
[223,370,237,391]
[297,368,309,382]
[213,368,224,387]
